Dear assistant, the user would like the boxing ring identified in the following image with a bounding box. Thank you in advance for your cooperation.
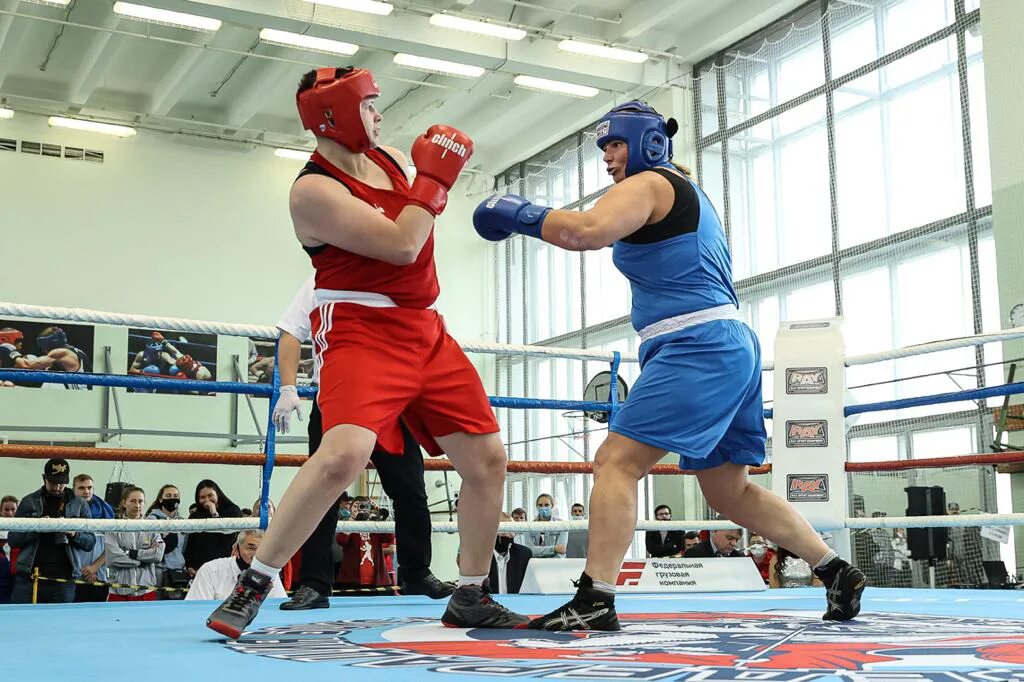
[2,300,1024,680]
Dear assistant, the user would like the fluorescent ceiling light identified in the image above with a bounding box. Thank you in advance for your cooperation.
[0,107,13,120]
[513,75,599,98]
[393,53,485,79]
[301,0,393,16]
[22,0,72,7]
[48,116,137,137]
[429,14,526,41]
[113,2,221,32]
[274,148,312,161]
[558,39,648,64]
[259,29,358,56]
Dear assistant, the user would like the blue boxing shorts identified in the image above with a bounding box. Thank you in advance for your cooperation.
[609,318,767,471]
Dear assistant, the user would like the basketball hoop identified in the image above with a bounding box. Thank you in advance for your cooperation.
[582,370,629,424]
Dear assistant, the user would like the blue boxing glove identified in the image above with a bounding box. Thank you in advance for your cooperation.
[473,194,551,242]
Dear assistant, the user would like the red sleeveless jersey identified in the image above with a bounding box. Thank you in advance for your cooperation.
[302,149,439,309]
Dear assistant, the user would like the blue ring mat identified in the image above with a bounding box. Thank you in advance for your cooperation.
[6,588,1024,681]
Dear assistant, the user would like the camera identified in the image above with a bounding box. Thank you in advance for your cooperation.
[353,509,381,522]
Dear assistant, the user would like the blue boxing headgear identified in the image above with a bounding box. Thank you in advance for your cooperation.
[595,101,679,178]
[36,327,67,354]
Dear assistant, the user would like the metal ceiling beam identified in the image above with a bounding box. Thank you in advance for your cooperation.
[144,0,686,92]
[614,0,694,42]
[149,33,214,116]
[68,15,125,106]
[0,0,31,89]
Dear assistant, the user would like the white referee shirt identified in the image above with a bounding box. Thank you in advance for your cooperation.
[185,556,288,601]
[276,275,317,382]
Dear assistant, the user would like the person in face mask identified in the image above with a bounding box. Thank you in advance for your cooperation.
[522,494,568,558]
[186,530,287,601]
[565,503,589,558]
[489,512,532,594]
[146,484,189,599]
[745,533,776,585]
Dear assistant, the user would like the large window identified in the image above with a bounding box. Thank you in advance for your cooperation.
[493,0,993,524]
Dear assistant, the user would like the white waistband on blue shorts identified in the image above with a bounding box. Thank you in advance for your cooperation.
[637,303,741,343]
[314,289,436,310]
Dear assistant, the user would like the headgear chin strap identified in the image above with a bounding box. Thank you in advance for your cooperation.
[595,101,679,178]
[296,67,380,153]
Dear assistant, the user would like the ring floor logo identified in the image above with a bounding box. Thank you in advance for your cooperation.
[225,611,1024,680]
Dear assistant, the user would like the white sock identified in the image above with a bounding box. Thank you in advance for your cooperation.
[458,574,487,587]
[591,578,616,596]
[250,557,282,579]
[813,549,839,570]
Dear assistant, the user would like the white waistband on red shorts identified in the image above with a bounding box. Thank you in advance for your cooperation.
[314,289,437,310]
[637,303,741,343]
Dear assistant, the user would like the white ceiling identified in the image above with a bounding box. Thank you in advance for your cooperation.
[0,0,804,174]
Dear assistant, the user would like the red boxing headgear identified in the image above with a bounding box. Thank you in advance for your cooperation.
[0,329,23,346]
[151,332,165,342]
[296,67,380,153]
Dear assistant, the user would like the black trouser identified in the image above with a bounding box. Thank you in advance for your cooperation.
[299,402,433,596]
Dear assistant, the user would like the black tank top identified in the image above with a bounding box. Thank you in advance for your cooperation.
[620,167,701,245]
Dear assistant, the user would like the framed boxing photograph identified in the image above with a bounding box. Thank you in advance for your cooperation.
[125,328,217,395]
[0,320,95,390]
[246,336,316,394]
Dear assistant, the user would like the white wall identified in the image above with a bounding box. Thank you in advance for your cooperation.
[0,110,491,578]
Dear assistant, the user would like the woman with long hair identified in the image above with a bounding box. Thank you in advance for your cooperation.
[183,480,242,577]
[105,487,164,601]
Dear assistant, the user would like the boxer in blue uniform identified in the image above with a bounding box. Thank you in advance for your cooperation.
[473,101,865,630]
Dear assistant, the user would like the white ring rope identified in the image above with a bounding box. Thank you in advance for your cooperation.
[0,301,639,364]
[3,514,1022,533]
[6,300,1024,369]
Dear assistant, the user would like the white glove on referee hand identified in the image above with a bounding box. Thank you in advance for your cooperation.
[272,385,303,433]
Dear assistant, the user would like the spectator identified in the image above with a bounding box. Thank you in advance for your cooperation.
[146,484,188,600]
[566,503,588,558]
[0,541,10,603]
[71,474,112,602]
[489,512,532,594]
[335,496,395,590]
[1,495,18,559]
[105,486,165,601]
[684,521,744,558]
[946,502,986,587]
[683,530,701,554]
[520,494,568,558]
[186,530,287,601]
[745,533,775,585]
[646,504,684,557]
[184,479,242,577]
[768,546,823,588]
[9,459,95,603]
[510,507,528,546]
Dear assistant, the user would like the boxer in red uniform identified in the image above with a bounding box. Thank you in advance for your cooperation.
[207,67,527,637]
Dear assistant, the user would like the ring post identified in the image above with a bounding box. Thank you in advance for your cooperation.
[609,351,622,421]
[259,339,281,530]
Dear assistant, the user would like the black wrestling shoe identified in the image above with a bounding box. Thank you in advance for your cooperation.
[528,573,620,631]
[206,568,272,639]
[400,572,456,599]
[817,560,866,621]
[279,584,330,611]
[440,582,530,628]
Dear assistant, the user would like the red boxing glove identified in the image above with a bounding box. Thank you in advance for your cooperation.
[407,124,474,216]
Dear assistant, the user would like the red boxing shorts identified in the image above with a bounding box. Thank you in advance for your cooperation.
[310,303,499,456]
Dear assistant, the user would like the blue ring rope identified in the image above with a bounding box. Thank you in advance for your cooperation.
[2,370,1023,421]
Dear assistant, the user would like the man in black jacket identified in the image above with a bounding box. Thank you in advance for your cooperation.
[684,521,744,558]
[8,459,96,603]
[489,512,531,594]
[645,504,684,557]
